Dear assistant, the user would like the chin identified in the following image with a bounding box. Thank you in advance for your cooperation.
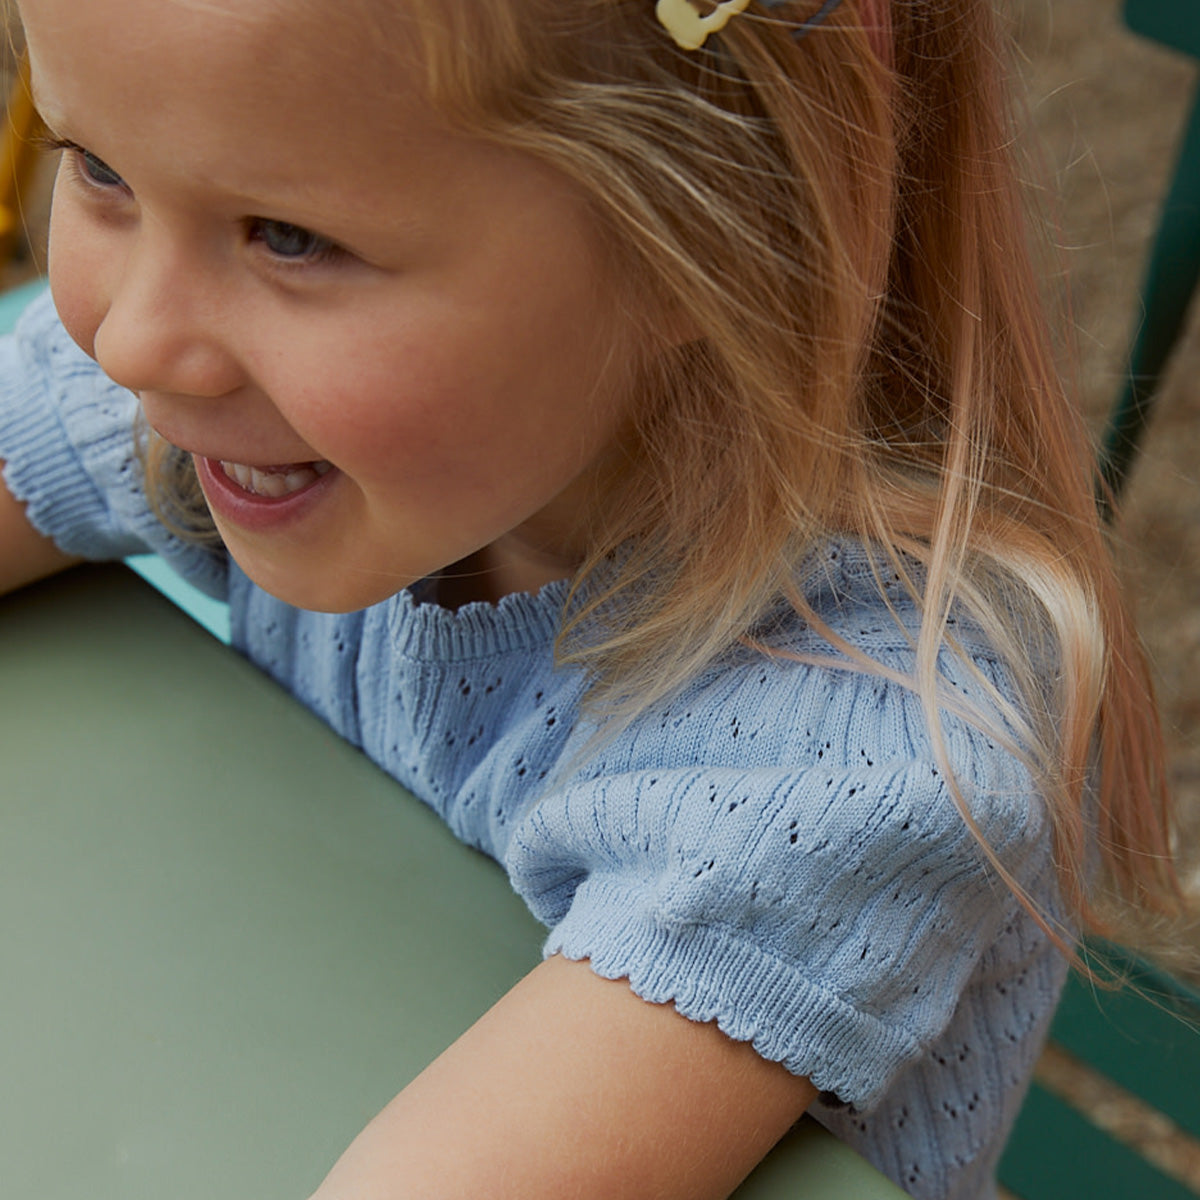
[227,549,415,614]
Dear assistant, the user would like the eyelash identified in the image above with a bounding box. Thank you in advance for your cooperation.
[36,133,126,191]
[35,133,348,270]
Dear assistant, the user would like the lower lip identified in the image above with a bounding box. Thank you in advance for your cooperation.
[195,455,338,533]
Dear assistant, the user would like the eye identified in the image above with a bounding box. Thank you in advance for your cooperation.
[248,218,340,264]
[78,149,125,188]
[35,134,128,191]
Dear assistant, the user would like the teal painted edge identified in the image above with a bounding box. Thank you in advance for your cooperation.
[998,1083,1197,1200]
[1051,942,1200,1140]
[0,281,233,644]
[125,556,231,644]
[0,277,48,331]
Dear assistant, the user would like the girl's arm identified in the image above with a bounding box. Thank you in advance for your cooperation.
[311,954,816,1200]
[0,467,80,595]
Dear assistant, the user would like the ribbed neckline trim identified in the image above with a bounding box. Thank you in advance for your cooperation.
[385,577,572,663]
[379,539,950,665]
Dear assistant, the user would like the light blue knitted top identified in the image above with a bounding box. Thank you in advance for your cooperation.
[0,292,1069,1200]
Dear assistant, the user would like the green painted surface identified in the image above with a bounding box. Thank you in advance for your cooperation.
[0,564,905,1198]
[0,565,545,1197]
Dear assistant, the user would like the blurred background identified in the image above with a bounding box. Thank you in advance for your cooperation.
[1008,0,1200,911]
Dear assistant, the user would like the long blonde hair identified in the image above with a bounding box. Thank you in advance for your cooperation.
[149,0,1184,944]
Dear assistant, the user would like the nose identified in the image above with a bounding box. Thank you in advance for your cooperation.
[91,225,245,400]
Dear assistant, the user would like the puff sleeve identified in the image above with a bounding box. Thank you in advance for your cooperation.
[0,289,226,598]
[503,647,1056,1112]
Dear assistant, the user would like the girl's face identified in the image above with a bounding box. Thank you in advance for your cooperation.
[20,0,647,611]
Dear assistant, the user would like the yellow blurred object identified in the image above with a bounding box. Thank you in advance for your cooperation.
[0,54,43,261]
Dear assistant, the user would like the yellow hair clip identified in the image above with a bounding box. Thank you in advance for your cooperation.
[655,0,752,51]
[656,0,845,52]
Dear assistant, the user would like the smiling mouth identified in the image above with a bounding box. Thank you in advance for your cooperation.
[220,459,333,498]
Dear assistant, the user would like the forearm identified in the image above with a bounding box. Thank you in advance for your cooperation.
[310,956,815,1200]
[0,465,80,595]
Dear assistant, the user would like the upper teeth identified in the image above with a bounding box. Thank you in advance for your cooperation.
[220,460,332,498]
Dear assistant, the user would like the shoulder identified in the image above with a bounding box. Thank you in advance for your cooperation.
[514,537,1053,942]
[583,539,1041,852]
[503,540,1061,1108]
[507,561,1057,1109]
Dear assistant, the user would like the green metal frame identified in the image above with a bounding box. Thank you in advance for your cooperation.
[1098,0,1200,507]
[998,941,1200,1200]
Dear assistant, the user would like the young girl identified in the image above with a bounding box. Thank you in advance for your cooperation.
[0,0,1185,1197]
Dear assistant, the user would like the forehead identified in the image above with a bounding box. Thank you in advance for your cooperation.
[17,0,478,213]
[17,0,395,61]
[19,0,425,146]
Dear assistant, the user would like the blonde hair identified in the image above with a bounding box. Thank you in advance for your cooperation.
[147,0,1185,948]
